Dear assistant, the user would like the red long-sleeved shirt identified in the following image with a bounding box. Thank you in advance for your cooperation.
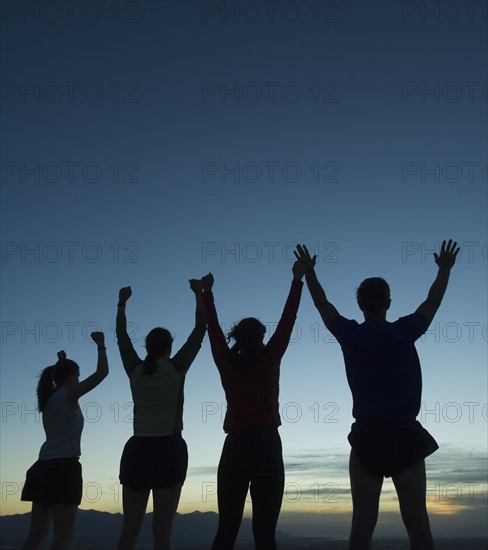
[203,280,303,434]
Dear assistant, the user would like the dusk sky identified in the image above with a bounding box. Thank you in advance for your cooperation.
[1,0,487,541]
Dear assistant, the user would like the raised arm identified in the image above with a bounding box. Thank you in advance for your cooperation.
[66,332,108,402]
[171,279,207,373]
[415,239,460,326]
[294,244,340,330]
[266,261,304,359]
[116,286,143,376]
[200,273,230,368]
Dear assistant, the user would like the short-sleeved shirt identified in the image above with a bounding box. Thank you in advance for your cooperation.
[329,313,429,420]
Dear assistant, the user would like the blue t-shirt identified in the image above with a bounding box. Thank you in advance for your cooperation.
[329,313,429,420]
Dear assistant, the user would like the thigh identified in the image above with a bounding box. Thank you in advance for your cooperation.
[349,449,384,508]
[217,436,250,517]
[51,504,78,544]
[122,486,151,525]
[392,459,427,510]
[22,502,52,547]
[212,442,250,550]
[249,431,284,505]
[152,483,183,526]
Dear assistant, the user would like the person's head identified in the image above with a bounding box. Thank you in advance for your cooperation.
[143,327,173,375]
[356,277,391,316]
[227,317,266,354]
[37,359,80,411]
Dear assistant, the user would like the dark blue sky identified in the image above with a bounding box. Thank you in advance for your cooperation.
[1,0,487,538]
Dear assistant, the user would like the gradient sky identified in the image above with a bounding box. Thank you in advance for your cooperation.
[1,0,487,540]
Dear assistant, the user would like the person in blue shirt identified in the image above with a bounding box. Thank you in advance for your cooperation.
[294,240,460,550]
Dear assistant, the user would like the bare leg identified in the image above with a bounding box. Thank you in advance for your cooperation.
[348,449,384,550]
[116,486,151,550]
[21,502,51,550]
[152,483,183,550]
[51,504,78,550]
[392,460,435,550]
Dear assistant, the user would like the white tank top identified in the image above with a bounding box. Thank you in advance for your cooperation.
[38,387,84,460]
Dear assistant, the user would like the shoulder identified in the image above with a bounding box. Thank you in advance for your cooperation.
[394,313,429,338]
[327,315,358,343]
[330,315,356,332]
[396,313,429,330]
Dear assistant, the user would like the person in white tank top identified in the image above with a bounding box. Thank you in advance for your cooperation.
[21,332,109,550]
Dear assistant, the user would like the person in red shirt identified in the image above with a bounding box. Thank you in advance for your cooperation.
[200,262,305,550]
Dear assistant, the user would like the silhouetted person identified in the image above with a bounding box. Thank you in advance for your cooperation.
[200,262,305,550]
[294,240,460,550]
[21,333,109,550]
[115,282,206,550]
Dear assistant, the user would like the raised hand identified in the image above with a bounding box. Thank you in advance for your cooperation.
[201,273,214,292]
[91,332,105,347]
[57,350,67,361]
[189,278,202,293]
[119,286,132,304]
[292,260,306,280]
[434,240,460,270]
[293,244,317,272]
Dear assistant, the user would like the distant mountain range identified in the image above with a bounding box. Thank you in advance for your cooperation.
[1,510,486,549]
[0,509,322,548]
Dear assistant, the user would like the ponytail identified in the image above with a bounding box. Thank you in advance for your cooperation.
[36,359,80,411]
[143,327,173,375]
[37,366,56,412]
[142,354,158,376]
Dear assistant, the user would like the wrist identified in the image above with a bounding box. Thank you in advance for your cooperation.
[97,346,106,351]
[117,302,126,308]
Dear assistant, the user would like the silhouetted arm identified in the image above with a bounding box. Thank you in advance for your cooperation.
[294,244,340,330]
[171,279,207,373]
[415,239,460,326]
[67,332,108,402]
[266,262,304,359]
[116,286,143,376]
[201,273,230,369]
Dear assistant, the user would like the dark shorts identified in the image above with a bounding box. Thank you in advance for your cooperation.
[21,457,82,505]
[348,419,438,478]
[220,427,284,482]
[119,434,188,490]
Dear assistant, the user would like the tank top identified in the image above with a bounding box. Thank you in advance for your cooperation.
[38,387,84,460]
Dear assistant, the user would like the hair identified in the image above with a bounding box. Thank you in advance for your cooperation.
[143,327,173,375]
[356,277,391,313]
[227,317,266,366]
[37,359,80,412]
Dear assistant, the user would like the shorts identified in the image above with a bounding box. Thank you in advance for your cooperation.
[119,434,188,490]
[21,457,82,505]
[348,419,438,478]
